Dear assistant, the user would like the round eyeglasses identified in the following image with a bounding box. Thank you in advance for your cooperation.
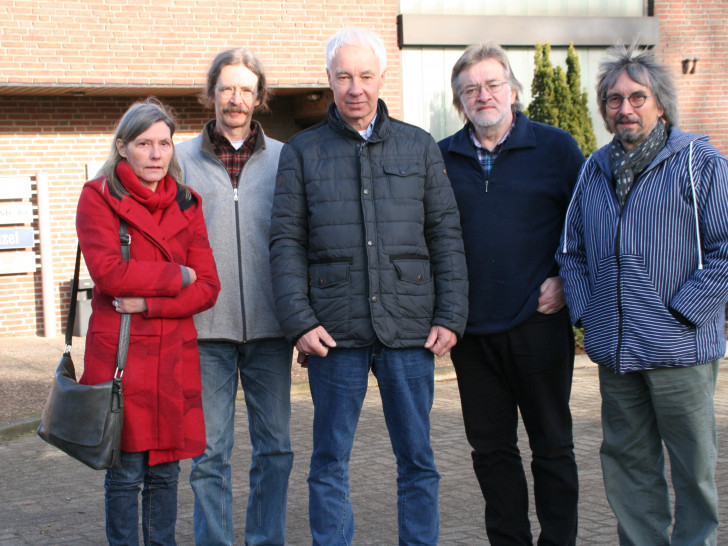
[605,93,654,109]
[217,86,257,101]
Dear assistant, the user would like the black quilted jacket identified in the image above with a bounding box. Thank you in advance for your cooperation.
[269,100,468,348]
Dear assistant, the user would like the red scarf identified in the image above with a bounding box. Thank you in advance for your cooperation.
[116,161,177,220]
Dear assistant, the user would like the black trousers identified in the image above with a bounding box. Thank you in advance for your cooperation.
[450,308,578,545]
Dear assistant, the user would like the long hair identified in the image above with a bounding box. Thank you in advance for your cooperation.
[450,42,523,118]
[596,43,679,129]
[201,48,271,113]
[97,98,188,198]
[326,28,387,75]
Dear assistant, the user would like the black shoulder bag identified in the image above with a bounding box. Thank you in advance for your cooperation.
[37,221,131,470]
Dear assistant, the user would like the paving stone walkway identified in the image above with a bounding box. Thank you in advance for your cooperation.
[1,363,727,544]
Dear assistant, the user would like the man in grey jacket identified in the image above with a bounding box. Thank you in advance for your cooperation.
[177,48,293,546]
[270,28,468,545]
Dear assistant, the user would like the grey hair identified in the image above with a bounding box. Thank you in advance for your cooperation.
[326,28,387,75]
[450,42,523,118]
[596,42,678,128]
[98,98,188,198]
[201,47,271,113]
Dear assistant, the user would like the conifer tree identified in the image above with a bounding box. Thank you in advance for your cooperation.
[526,43,559,126]
[566,42,597,155]
[553,66,572,127]
[527,42,597,157]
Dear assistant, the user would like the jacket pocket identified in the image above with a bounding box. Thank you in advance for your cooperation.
[580,258,620,365]
[81,331,150,396]
[391,256,435,332]
[618,255,697,365]
[308,261,351,335]
[382,161,426,201]
[182,320,202,398]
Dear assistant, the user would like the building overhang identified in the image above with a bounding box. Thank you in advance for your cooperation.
[0,84,200,98]
[397,14,659,48]
[0,84,328,98]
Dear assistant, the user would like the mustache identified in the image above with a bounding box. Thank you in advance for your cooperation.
[222,105,250,114]
[616,114,643,127]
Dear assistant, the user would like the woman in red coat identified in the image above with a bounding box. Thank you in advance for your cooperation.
[76,98,220,545]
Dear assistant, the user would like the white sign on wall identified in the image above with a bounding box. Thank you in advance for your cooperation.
[0,251,36,274]
[0,202,33,225]
[0,176,36,274]
[0,177,32,200]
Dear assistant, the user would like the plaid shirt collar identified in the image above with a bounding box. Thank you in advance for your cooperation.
[208,121,259,186]
[469,118,515,178]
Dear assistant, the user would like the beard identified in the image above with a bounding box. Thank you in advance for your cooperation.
[613,114,647,144]
[472,117,500,129]
[467,103,510,131]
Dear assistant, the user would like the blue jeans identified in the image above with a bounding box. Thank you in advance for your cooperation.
[599,360,719,546]
[307,343,440,546]
[189,339,293,546]
[105,450,181,546]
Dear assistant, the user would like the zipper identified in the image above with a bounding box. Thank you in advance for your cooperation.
[615,210,623,374]
[232,182,247,341]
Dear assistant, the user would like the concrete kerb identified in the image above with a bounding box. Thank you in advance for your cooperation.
[0,355,596,441]
[0,416,41,441]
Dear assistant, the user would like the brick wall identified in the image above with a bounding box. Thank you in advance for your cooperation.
[0,1,402,116]
[0,1,400,336]
[655,0,728,155]
[0,92,328,336]
[1,0,726,336]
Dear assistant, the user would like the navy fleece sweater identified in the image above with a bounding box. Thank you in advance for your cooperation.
[438,112,584,335]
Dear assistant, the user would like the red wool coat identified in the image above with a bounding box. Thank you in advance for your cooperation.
[77,166,220,465]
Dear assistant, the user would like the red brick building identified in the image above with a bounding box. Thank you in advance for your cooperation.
[0,1,725,337]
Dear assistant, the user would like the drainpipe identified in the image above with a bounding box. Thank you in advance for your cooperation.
[37,172,56,338]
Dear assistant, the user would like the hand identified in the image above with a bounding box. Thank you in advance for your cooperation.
[296,326,337,357]
[424,325,457,357]
[112,297,147,314]
[537,276,566,314]
[186,267,198,284]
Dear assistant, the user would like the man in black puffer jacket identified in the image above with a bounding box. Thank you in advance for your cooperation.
[270,28,468,546]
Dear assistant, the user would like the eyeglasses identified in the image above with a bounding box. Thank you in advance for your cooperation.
[604,93,654,109]
[217,86,257,101]
[459,81,508,100]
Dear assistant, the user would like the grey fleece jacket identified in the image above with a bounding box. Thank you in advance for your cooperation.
[176,120,285,343]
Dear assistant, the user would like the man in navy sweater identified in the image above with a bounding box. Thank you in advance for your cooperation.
[438,43,584,545]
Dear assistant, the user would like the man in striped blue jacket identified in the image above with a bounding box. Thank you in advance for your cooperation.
[557,44,728,545]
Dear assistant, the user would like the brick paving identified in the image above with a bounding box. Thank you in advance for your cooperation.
[1,361,727,544]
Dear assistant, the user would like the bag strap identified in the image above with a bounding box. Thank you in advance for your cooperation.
[63,246,82,353]
[67,220,132,371]
[116,220,131,374]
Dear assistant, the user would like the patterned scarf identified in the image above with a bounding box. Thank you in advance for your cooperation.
[608,119,667,208]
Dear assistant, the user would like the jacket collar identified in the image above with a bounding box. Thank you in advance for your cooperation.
[444,111,536,159]
[199,119,267,158]
[590,125,710,178]
[89,177,195,263]
[327,99,392,143]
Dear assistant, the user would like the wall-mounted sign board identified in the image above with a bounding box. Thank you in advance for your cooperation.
[0,250,36,274]
[0,202,33,225]
[0,177,32,200]
[0,227,34,249]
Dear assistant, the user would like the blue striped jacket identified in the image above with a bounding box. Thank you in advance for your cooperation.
[557,127,728,373]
